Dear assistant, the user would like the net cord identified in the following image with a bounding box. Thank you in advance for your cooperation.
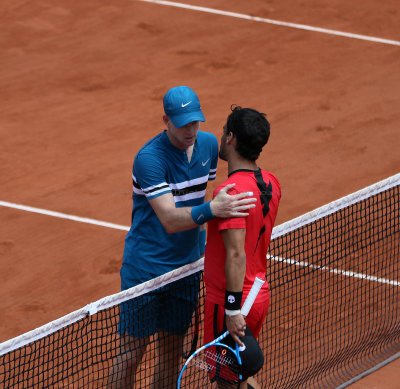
[1,172,398,357]
[271,172,400,239]
[0,256,204,356]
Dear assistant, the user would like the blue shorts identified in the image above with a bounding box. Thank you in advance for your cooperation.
[118,272,201,338]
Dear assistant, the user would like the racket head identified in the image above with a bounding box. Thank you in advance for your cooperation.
[221,327,264,379]
[178,340,242,388]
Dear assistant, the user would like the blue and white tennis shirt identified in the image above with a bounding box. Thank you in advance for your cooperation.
[120,130,218,287]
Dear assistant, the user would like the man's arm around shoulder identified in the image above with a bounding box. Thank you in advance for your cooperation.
[148,184,256,234]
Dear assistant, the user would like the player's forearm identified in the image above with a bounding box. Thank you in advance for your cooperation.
[225,250,246,292]
[160,207,199,234]
[223,230,247,340]
[225,249,246,334]
[150,196,213,234]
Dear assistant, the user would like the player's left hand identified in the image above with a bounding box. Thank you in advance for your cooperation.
[226,313,246,346]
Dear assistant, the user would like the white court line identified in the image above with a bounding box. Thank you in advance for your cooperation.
[0,201,130,231]
[138,0,400,46]
[268,255,400,287]
[1,200,398,287]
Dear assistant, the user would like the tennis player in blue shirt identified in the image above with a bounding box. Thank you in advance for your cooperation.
[108,86,256,388]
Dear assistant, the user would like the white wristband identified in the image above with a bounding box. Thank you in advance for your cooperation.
[225,309,241,316]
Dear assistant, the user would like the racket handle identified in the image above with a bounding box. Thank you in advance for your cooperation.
[240,276,265,317]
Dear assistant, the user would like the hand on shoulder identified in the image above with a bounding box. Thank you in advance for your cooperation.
[211,183,256,218]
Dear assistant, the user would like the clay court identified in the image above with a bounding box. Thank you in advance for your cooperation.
[1,0,399,387]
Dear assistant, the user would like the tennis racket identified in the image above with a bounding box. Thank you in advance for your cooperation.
[177,276,265,388]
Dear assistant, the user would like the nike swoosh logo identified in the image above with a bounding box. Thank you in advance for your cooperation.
[181,101,192,107]
[202,158,210,166]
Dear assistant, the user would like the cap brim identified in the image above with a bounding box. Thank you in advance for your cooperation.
[169,111,205,128]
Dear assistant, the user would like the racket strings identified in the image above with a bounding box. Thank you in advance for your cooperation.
[189,349,236,372]
[181,347,240,387]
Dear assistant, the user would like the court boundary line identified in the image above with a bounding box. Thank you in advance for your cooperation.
[268,255,400,287]
[1,173,399,290]
[1,173,398,236]
[137,0,400,46]
[0,201,130,231]
[1,199,398,288]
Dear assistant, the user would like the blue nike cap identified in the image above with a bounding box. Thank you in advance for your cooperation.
[163,86,206,128]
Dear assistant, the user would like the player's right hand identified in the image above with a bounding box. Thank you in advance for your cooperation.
[211,183,256,218]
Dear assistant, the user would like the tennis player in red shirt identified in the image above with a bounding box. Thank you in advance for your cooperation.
[204,106,281,388]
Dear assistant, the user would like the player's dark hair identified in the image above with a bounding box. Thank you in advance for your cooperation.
[226,105,270,161]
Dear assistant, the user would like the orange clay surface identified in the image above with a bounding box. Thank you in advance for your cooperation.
[1,0,399,386]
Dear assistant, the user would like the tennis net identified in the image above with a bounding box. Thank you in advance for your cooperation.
[1,173,399,388]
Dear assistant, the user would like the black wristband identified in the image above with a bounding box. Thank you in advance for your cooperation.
[225,290,243,311]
